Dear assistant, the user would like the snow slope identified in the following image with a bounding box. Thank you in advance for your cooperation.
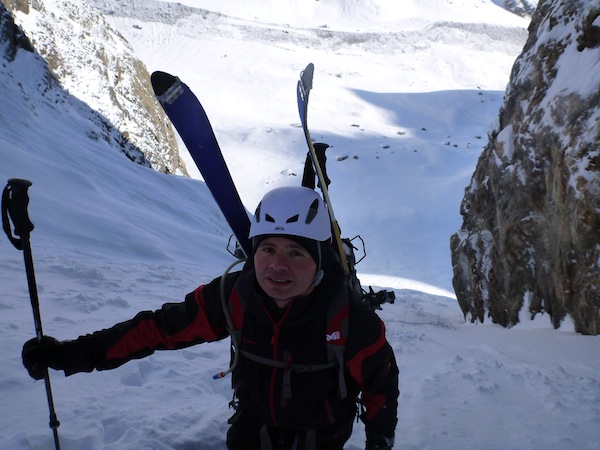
[99,0,531,291]
[2,0,599,449]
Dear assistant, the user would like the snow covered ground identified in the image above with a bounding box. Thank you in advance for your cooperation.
[1,0,599,449]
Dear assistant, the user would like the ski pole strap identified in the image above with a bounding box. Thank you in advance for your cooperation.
[2,178,35,250]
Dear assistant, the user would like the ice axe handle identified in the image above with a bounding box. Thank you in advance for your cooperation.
[2,178,35,249]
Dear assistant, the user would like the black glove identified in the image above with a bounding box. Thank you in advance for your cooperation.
[366,431,394,450]
[22,336,66,380]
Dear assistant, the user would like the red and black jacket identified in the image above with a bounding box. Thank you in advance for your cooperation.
[61,259,398,439]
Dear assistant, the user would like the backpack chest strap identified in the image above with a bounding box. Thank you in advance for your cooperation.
[240,349,337,399]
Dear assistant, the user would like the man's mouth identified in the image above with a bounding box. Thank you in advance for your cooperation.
[268,277,290,284]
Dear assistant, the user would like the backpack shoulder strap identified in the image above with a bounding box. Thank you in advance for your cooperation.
[325,279,350,399]
[213,259,246,380]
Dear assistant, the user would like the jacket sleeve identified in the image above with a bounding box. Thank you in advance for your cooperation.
[61,273,237,375]
[346,303,399,440]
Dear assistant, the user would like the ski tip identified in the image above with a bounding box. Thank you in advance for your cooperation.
[300,63,314,91]
[151,71,177,96]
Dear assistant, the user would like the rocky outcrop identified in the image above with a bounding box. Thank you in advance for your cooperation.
[2,0,187,175]
[499,0,537,18]
[0,2,33,60]
[451,0,600,334]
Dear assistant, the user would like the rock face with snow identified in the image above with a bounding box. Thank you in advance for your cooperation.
[451,0,600,335]
[498,0,537,18]
[2,0,187,175]
[0,3,32,59]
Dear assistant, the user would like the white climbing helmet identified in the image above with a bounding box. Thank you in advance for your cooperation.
[249,186,331,242]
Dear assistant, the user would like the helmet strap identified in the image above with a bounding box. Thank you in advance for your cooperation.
[312,243,324,286]
[313,269,324,286]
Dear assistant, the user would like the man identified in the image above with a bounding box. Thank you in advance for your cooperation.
[23,186,399,449]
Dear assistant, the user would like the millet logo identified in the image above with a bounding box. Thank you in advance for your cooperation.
[326,331,341,342]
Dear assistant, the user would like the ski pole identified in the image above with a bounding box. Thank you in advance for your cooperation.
[2,178,61,450]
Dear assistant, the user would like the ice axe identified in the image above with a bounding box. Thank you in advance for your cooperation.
[2,178,61,450]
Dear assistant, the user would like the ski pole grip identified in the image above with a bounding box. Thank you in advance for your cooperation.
[2,179,35,249]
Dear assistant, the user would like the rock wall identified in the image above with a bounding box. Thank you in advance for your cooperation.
[2,0,187,175]
[451,0,600,335]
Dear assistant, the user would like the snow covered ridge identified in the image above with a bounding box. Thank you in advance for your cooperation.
[3,0,187,176]
[125,0,537,29]
[451,0,600,335]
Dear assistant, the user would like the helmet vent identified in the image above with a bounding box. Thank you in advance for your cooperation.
[286,214,299,223]
[265,214,275,223]
[254,204,262,222]
[305,199,319,224]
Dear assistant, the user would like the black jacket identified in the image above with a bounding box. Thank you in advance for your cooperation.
[61,258,398,442]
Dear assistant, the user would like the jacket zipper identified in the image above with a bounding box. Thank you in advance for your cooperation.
[266,302,292,426]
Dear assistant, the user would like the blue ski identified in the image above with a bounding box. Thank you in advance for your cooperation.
[151,71,251,257]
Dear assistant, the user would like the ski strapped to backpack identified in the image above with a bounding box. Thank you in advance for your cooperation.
[297,63,395,311]
[297,63,350,276]
[151,71,252,257]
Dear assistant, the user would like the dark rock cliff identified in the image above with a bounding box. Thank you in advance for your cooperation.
[451,0,600,335]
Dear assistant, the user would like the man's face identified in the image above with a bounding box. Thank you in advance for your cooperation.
[253,236,317,305]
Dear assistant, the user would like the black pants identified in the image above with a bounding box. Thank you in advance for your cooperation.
[226,404,355,450]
